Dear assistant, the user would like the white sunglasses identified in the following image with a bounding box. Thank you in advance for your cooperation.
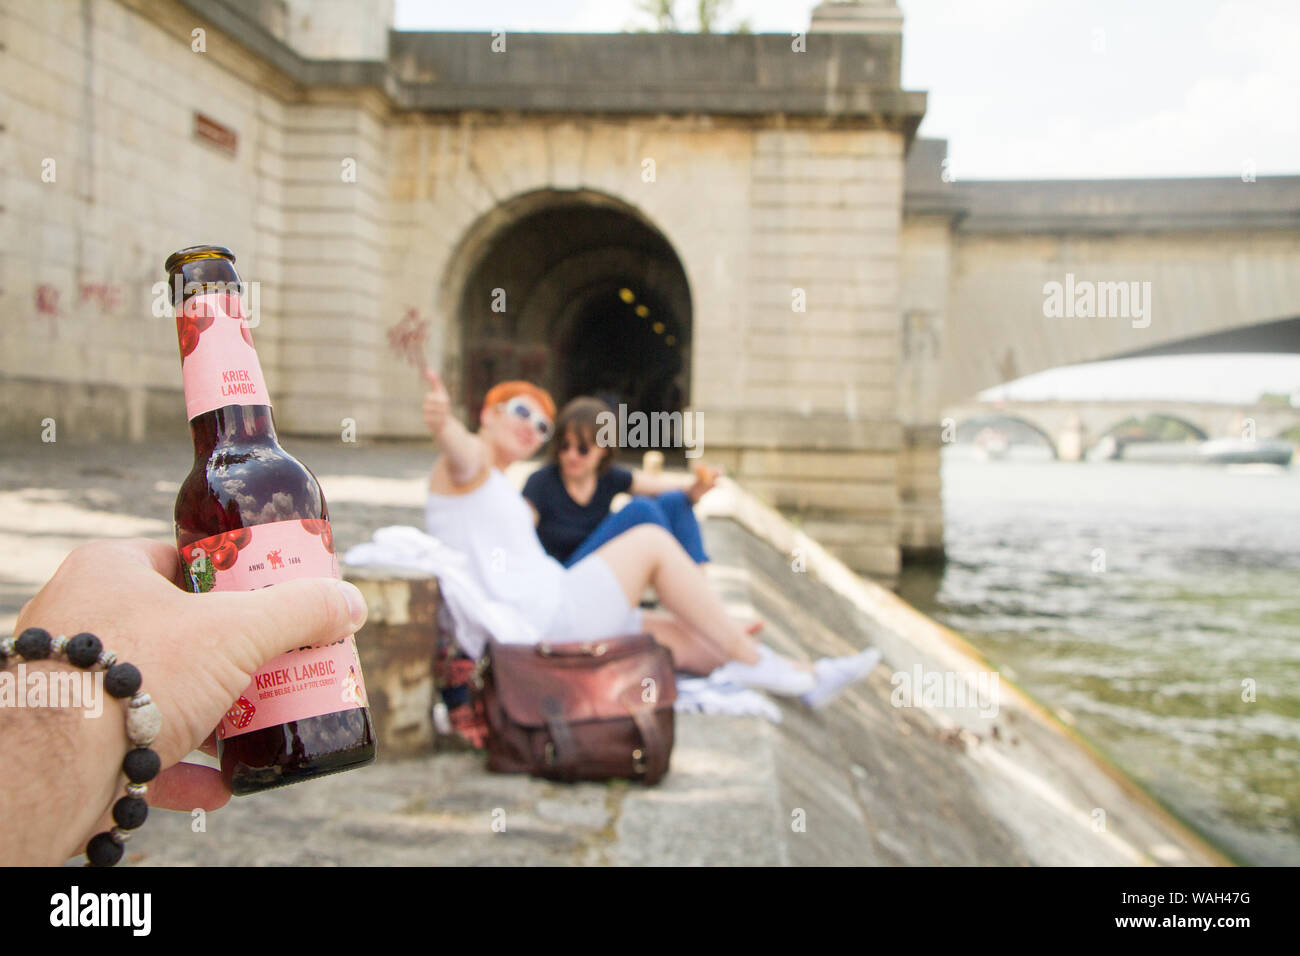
[500,398,552,439]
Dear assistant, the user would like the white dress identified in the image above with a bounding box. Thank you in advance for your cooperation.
[425,468,643,643]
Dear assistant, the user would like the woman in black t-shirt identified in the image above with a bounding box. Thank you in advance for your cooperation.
[522,397,715,567]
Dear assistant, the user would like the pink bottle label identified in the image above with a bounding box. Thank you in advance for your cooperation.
[177,291,270,421]
[178,519,369,740]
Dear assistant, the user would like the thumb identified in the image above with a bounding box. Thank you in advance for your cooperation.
[200,578,368,675]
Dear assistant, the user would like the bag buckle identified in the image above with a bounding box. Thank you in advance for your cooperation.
[537,641,607,657]
[632,748,646,775]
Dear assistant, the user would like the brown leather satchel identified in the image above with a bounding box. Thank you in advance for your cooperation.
[479,634,677,785]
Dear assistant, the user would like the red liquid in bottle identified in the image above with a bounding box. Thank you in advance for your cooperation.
[167,245,375,795]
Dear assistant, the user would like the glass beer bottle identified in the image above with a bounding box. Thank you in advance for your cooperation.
[166,244,376,794]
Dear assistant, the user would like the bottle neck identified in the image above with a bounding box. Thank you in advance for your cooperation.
[190,404,280,458]
[174,282,276,448]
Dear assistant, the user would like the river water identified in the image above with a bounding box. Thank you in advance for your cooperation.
[898,451,1300,866]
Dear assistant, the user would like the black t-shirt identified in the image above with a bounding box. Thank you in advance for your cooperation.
[522,463,634,563]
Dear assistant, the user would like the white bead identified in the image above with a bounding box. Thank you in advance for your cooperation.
[97,650,117,669]
[126,701,162,746]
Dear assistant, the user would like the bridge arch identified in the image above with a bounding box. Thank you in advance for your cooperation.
[438,187,694,426]
[952,414,1059,458]
[1096,413,1210,443]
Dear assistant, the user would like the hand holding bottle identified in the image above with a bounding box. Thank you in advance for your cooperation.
[3,538,367,865]
[167,245,375,793]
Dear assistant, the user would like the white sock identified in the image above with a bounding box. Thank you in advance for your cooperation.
[709,644,816,697]
[801,648,882,709]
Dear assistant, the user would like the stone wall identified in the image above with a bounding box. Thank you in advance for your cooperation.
[897,213,955,561]
[2,0,918,578]
[2,0,294,442]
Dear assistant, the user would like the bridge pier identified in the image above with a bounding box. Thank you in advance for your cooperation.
[899,425,945,563]
[1055,414,1086,461]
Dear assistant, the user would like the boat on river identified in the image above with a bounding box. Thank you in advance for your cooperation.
[1113,437,1293,465]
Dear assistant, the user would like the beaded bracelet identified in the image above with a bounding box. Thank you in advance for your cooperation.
[1,627,162,867]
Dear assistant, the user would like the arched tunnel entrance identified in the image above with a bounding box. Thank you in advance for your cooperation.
[449,191,692,438]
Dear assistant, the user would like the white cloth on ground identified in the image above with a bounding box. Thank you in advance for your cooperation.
[673,677,783,723]
[343,525,538,659]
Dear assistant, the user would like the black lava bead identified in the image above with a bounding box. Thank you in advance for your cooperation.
[104,663,142,699]
[15,627,52,659]
[122,747,161,783]
[86,832,123,867]
[112,796,149,830]
[65,632,103,668]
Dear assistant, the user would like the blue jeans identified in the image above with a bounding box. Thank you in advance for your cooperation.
[563,490,710,566]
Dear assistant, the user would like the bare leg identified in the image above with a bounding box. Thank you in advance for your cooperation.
[596,525,809,670]
[641,610,729,675]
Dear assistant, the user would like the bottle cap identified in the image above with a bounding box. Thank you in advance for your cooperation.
[164,245,235,274]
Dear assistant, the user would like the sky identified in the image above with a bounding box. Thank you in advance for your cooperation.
[393,1,1300,403]
[980,355,1299,404]
[394,0,1300,179]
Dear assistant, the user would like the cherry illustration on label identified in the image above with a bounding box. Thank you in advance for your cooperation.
[207,527,253,571]
[175,307,214,359]
[300,518,334,554]
[177,292,254,358]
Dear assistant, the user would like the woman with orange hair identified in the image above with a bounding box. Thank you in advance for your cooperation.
[421,372,879,705]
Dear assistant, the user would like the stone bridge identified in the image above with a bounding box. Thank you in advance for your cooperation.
[944,399,1300,460]
[899,140,1300,556]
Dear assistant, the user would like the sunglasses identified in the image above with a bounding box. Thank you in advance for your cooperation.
[501,399,552,439]
[559,439,595,456]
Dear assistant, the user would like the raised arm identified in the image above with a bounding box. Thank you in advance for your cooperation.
[422,370,485,485]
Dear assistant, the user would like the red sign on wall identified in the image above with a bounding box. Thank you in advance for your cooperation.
[193,112,237,156]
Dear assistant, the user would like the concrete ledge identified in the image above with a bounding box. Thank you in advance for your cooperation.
[112,455,1229,865]
[126,494,1228,865]
[345,570,442,757]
